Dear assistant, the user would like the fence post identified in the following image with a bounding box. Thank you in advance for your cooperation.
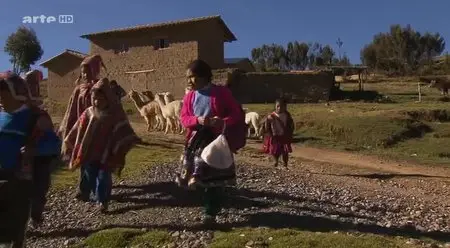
[418,82,422,102]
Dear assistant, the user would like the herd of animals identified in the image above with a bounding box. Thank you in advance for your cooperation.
[127,76,450,139]
[127,88,265,138]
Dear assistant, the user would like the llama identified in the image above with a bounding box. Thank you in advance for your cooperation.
[141,90,155,102]
[154,93,183,134]
[162,92,175,104]
[420,76,450,96]
[245,111,263,138]
[128,90,164,132]
[161,92,184,133]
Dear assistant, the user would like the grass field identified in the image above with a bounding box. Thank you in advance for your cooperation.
[243,80,450,166]
[74,227,423,248]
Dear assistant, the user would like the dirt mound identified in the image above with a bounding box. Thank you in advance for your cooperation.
[405,109,450,122]
[383,120,432,147]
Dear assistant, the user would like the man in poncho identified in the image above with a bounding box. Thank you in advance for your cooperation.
[57,55,107,200]
[63,78,139,212]
[58,54,106,145]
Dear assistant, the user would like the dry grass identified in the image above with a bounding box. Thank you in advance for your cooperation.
[245,80,450,166]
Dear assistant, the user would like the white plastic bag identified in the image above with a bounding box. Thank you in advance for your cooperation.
[201,124,233,169]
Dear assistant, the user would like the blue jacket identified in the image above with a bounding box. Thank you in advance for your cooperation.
[0,106,61,170]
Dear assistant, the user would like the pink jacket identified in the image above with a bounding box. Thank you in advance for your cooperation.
[181,85,243,150]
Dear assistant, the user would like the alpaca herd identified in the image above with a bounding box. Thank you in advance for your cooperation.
[128,89,265,138]
[128,89,184,134]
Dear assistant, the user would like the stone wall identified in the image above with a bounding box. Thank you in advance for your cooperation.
[230,71,334,103]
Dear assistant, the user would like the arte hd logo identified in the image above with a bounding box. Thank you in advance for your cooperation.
[22,15,74,24]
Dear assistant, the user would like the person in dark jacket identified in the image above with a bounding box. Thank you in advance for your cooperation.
[24,70,61,227]
[0,72,59,247]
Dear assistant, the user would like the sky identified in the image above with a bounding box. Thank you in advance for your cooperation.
[0,0,449,76]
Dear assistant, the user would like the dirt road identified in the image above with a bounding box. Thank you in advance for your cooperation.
[27,122,449,247]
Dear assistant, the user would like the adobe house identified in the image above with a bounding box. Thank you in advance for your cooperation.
[40,49,87,100]
[41,15,244,100]
[41,15,334,103]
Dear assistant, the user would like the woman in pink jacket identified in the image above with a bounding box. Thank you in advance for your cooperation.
[177,59,244,225]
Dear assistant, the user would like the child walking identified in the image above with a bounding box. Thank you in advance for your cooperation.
[63,78,138,212]
[262,98,294,168]
[24,69,62,227]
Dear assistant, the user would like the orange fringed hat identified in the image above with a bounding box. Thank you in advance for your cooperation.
[81,54,107,78]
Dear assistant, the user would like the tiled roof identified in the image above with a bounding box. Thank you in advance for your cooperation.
[80,15,236,42]
[40,49,87,67]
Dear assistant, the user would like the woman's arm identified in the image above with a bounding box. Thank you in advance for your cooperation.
[180,92,199,128]
[286,113,295,137]
[220,87,243,126]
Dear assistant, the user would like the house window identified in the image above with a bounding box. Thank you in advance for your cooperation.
[157,39,169,49]
[114,44,129,54]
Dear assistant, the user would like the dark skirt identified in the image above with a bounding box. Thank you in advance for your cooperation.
[176,127,236,188]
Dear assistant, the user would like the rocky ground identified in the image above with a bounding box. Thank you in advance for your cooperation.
[25,141,450,247]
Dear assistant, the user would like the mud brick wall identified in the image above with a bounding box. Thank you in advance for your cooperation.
[45,54,84,101]
[229,71,335,103]
[46,20,228,102]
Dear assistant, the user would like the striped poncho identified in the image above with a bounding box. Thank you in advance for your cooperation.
[63,78,139,171]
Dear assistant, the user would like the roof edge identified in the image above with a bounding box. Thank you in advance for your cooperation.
[40,49,87,67]
[80,15,237,42]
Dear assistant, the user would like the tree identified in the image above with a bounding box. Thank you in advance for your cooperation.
[251,41,339,71]
[286,41,309,70]
[251,44,287,71]
[320,45,335,65]
[4,26,43,74]
[360,24,445,75]
[333,53,351,66]
[307,42,322,69]
[336,38,343,60]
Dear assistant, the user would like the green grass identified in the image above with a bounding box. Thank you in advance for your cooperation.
[211,228,418,248]
[73,228,173,248]
[74,227,424,248]
[244,80,450,166]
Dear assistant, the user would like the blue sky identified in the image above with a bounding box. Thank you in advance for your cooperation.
[0,0,448,76]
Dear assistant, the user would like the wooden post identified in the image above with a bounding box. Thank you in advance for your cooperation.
[358,71,362,91]
[418,82,422,102]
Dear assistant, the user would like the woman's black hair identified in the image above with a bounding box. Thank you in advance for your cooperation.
[187,59,213,81]
[110,80,118,86]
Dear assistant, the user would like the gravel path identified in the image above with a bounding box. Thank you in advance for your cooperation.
[26,148,450,247]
